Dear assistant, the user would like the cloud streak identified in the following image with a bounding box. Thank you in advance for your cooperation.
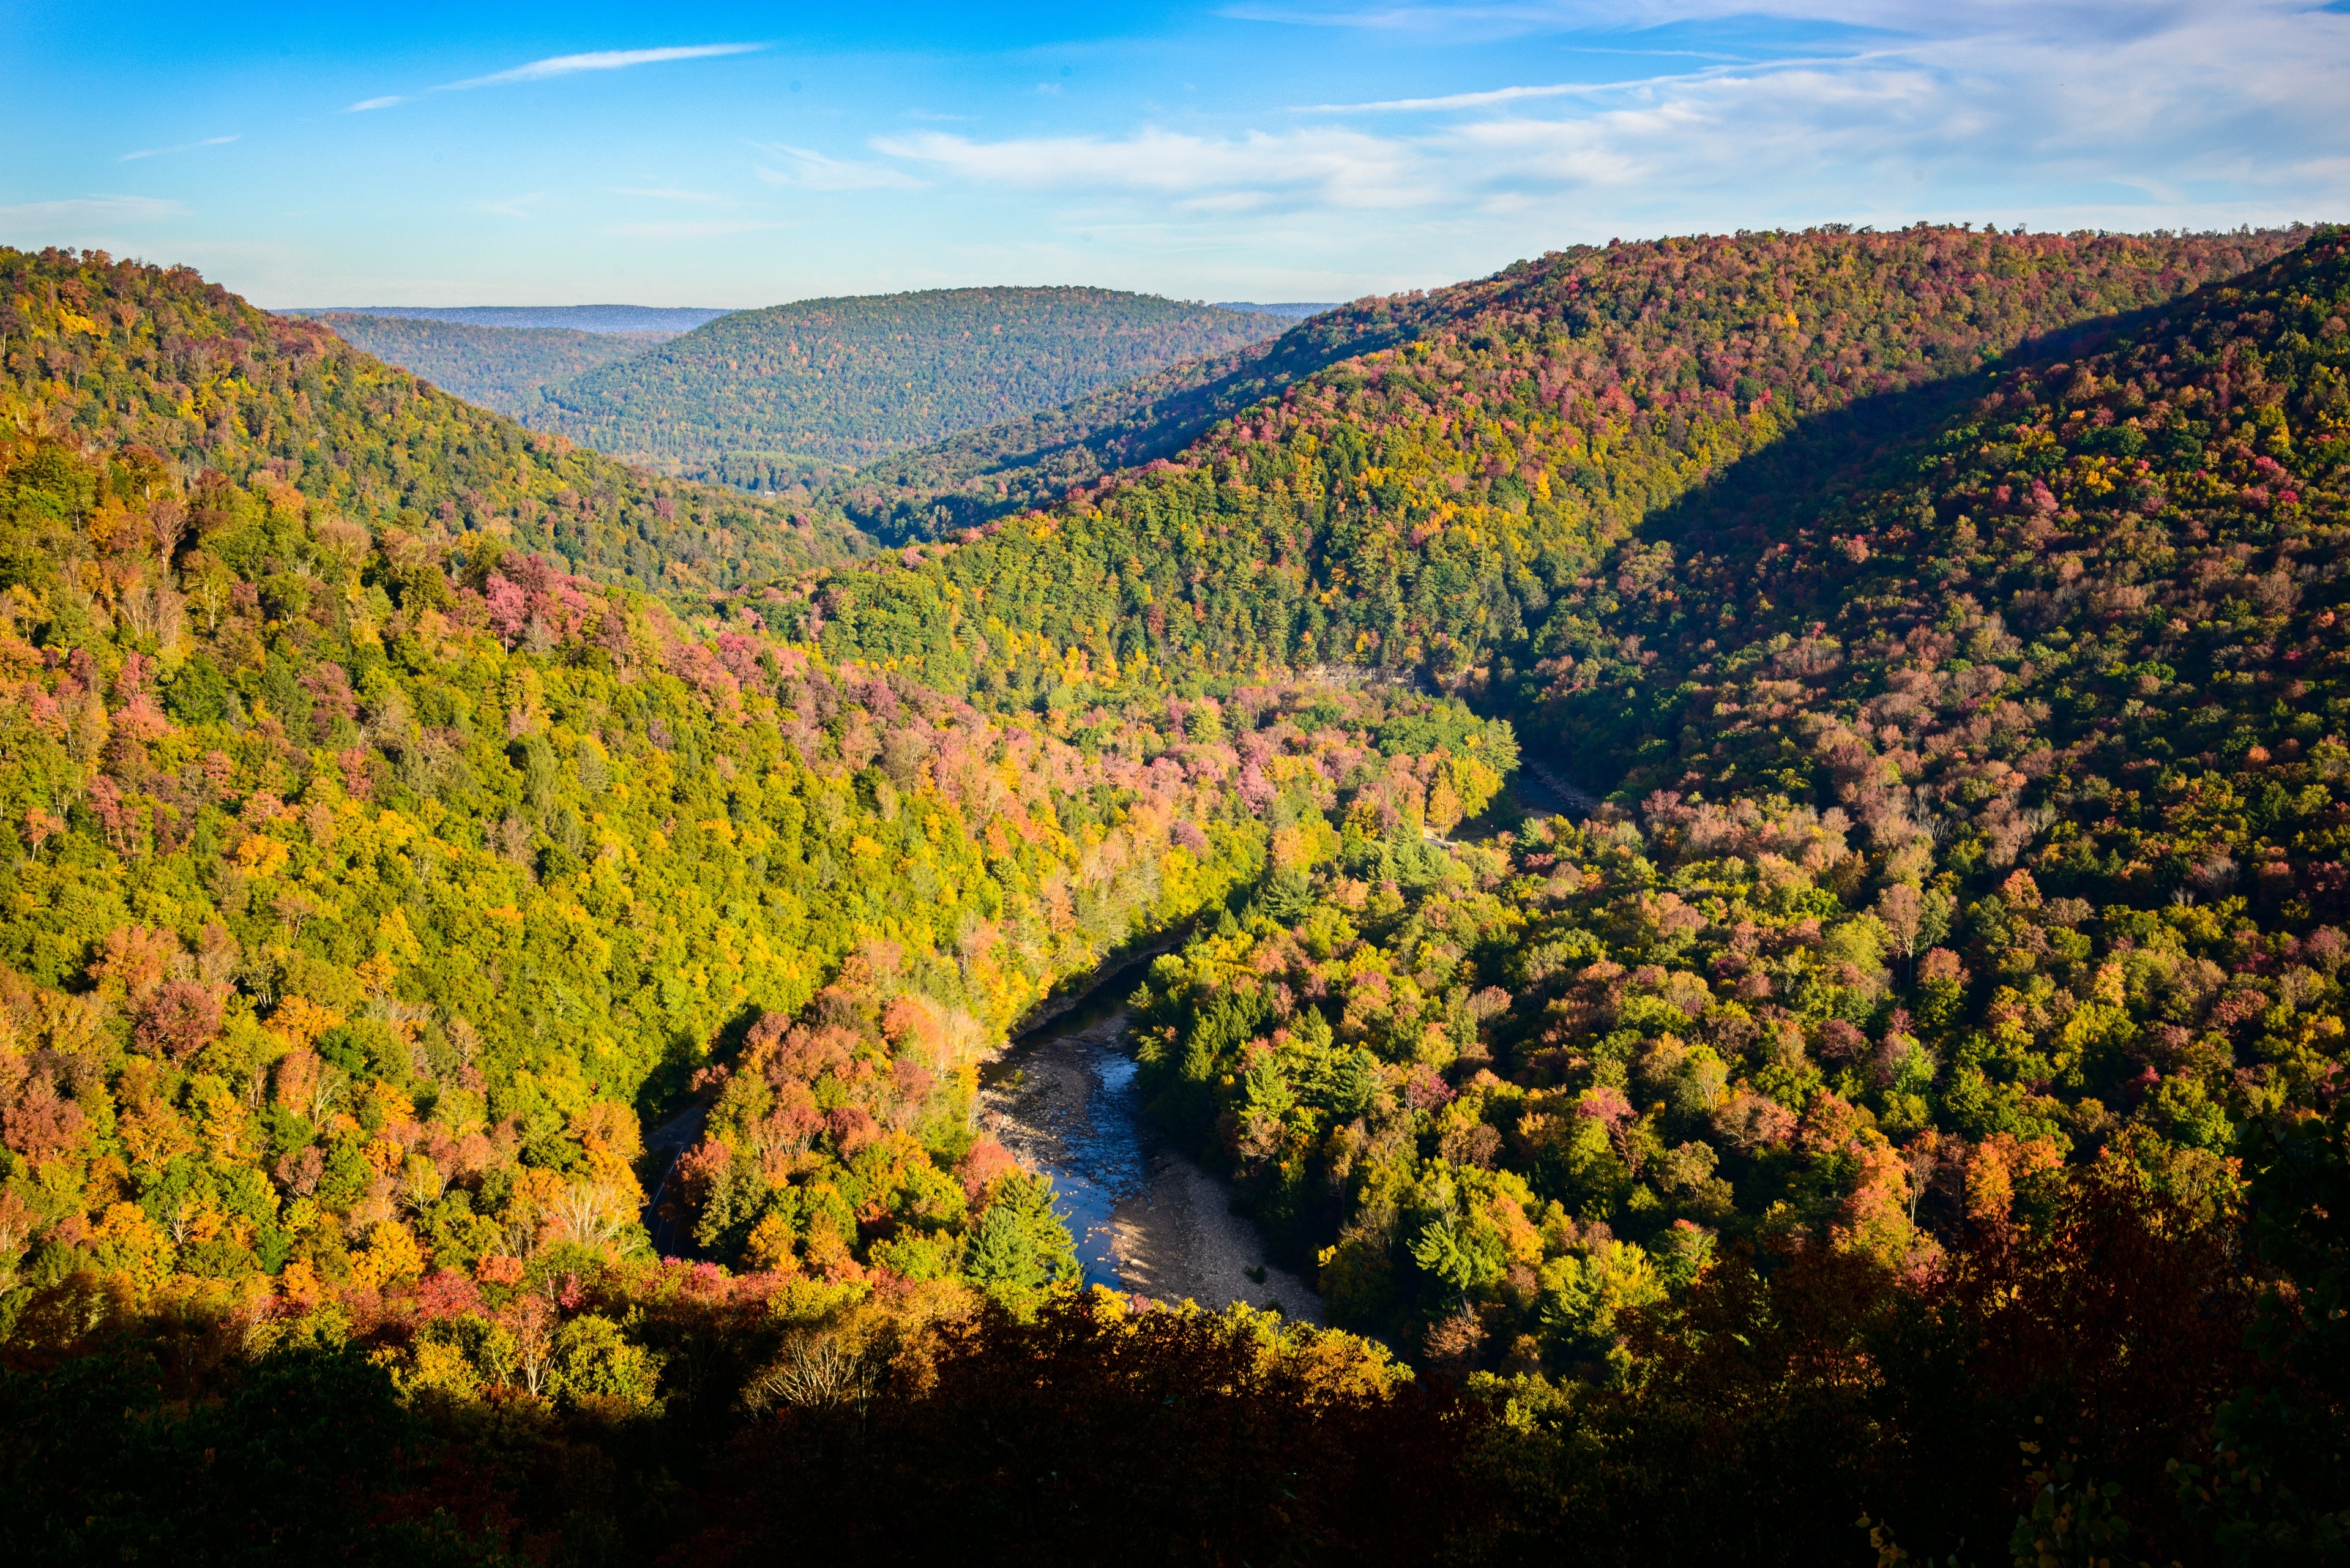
[605,219,781,238]
[755,144,924,192]
[438,43,765,92]
[874,127,1436,208]
[120,134,239,161]
[0,196,190,227]
[1291,51,1898,112]
[876,0,2350,234]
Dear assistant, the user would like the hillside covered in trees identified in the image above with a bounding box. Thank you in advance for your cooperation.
[791,289,1468,545]
[531,286,1293,474]
[301,293,1375,548]
[0,249,866,597]
[798,227,2296,693]
[7,228,2350,1565]
[0,244,1516,1561]
[786,223,2350,1557]
[300,314,674,420]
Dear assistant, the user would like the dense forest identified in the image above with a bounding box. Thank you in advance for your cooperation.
[6,228,2350,1564]
[302,315,675,420]
[304,293,1381,547]
[0,250,867,596]
[796,227,2297,695]
[293,288,1392,548]
[785,222,2350,1558]
[793,289,1465,545]
[531,286,1293,472]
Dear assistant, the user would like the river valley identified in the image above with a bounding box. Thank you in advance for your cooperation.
[970,759,1591,1320]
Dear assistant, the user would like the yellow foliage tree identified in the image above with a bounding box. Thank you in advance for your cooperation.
[90,1201,173,1293]
[268,995,344,1051]
[349,1220,426,1291]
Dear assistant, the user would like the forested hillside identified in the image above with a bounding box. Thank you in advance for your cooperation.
[0,250,865,597]
[0,245,1526,1561]
[797,228,2293,696]
[532,286,1292,473]
[301,313,671,419]
[787,224,2350,1559]
[8,229,2350,1565]
[0,380,1501,1313]
[797,289,1463,545]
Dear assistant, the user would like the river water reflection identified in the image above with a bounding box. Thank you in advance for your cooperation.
[977,995,1145,1290]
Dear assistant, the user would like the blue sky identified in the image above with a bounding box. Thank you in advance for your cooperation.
[3,1,2345,307]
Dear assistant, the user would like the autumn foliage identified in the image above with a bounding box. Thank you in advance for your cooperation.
[7,226,2350,1562]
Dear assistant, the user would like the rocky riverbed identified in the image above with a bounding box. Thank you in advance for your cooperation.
[978,1001,1322,1321]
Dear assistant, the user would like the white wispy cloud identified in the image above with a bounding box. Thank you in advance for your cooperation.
[1291,53,1886,112]
[120,134,239,162]
[879,0,2350,232]
[0,195,190,228]
[346,95,408,113]
[1298,81,1597,112]
[1234,1,2221,42]
[875,125,1442,209]
[608,187,728,203]
[474,193,551,219]
[754,144,925,192]
[605,219,782,238]
[439,43,765,92]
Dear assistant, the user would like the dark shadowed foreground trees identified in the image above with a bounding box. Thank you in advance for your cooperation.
[7,1139,2343,1565]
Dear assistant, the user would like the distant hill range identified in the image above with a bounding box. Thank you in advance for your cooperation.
[529,286,1296,470]
[283,304,734,334]
[295,314,672,419]
[292,289,1349,536]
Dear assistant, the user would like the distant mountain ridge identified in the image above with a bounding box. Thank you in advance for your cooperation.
[288,290,1325,523]
[791,292,1458,543]
[300,313,673,419]
[1212,301,1337,318]
[282,304,734,334]
[807,226,2305,702]
[531,286,1295,469]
